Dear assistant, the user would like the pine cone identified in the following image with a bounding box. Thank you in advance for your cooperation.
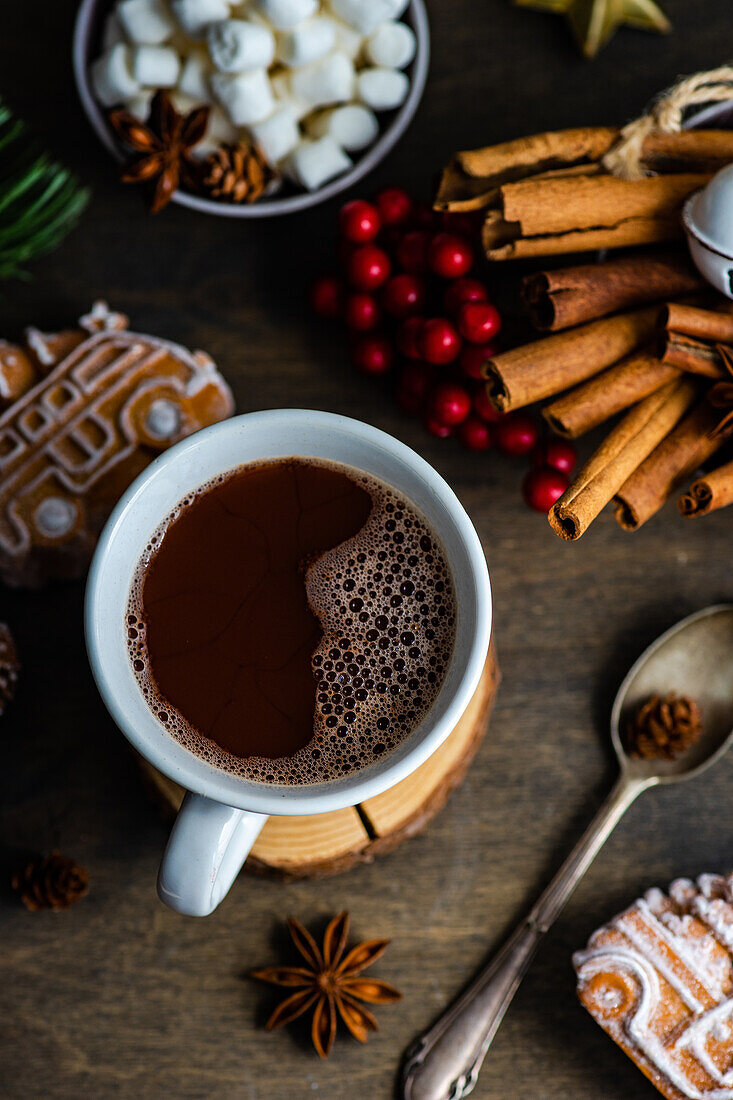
[625,693,703,760]
[0,623,19,714]
[201,142,274,204]
[12,852,89,911]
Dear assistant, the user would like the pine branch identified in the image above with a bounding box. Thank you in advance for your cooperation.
[0,101,90,280]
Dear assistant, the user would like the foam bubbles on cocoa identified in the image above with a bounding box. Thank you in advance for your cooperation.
[126,460,456,785]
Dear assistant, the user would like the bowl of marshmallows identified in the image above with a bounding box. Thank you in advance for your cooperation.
[74,0,429,215]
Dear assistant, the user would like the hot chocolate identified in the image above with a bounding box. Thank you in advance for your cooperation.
[127,458,456,785]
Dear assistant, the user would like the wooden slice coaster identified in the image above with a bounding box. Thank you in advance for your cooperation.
[139,643,499,880]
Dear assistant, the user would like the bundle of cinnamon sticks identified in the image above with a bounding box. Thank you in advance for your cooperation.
[480,250,733,539]
[436,127,733,260]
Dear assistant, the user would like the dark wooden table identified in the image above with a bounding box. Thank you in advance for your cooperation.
[3,2,733,1097]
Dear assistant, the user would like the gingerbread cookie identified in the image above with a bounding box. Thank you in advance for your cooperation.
[575,873,733,1099]
[0,302,233,586]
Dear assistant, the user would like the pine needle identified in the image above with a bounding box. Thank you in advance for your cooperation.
[0,101,90,280]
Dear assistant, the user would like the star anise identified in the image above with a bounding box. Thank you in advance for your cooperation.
[108,90,210,213]
[708,343,733,437]
[251,912,402,1057]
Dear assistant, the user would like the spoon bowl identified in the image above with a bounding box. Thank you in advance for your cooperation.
[611,604,733,783]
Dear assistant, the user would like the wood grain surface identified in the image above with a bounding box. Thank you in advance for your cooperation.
[2,2,733,1098]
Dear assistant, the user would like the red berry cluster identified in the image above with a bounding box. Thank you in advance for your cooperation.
[310,189,578,512]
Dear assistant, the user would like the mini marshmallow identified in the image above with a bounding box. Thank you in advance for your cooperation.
[178,50,213,100]
[331,17,363,60]
[132,45,181,86]
[270,70,310,121]
[275,17,337,66]
[171,0,230,39]
[290,52,355,108]
[285,136,352,190]
[250,106,300,162]
[207,19,275,72]
[356,66,409,110]
[306,103,378,151]
[167,89,203,113]
[365,21,415,68]
[117,0,175,44]
[189,104,240,158]
[211,69,275,125]
[329,0,394,35]
[90,45,140,107]
[123,89,154,120]
[102,12,126,49]
[385,0,410,17]
[256,0,317,30]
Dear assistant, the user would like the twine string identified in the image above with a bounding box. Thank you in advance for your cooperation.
[603,64,733,180]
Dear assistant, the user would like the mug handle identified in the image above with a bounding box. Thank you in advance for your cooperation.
[157,792,268,916]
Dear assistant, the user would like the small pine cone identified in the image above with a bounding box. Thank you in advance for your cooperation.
[625,693,703,760]
[201,142,273,204]
[0,623,19,714]
[12,852,89,911]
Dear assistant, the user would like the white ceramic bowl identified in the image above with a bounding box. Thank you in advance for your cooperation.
[73,0,430,217]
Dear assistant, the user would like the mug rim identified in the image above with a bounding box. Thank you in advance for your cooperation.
[85,409,492,814]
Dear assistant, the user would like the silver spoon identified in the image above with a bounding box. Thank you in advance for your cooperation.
[402,604,733,1100]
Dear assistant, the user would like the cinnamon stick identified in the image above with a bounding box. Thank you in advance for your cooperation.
[522,252,703,332]
[484,307,658,413]
[435,129,733,211]
[482,173,710,261]
[639,129,733,173]
[614,399,731,531]
[659,332,728,378]
[542,348,680,438]
[434,127,619,209]
[548,378,697,540]
[678,458,733,517]
[661,303,733,344]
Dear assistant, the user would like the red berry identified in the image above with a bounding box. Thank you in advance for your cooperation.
[459,414,493,451]
[396,230,432,274]
[473,386,502,423]
[397,316,425,359]
[419,318,461,365]
[459,342,496,381]
[522,465,569,512]
[429,381,471,426]
[310,275,344,318]
[396,362,434,414]
[458,301,502,343]
[382,273,426,319]
[339,199,381,243]
[352,334,393,375]
[344,292,380,331]
[346,245,391,291]
[424,414,454,438]
[495,413,539,457]
[444,277,488,317]
[536,438,578,476]
[428,232,474,279]
[375,187,412,227]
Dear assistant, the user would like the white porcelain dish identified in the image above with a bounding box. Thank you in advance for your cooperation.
[73,0,430,217]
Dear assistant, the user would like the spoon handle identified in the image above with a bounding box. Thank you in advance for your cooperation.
[402,775,647,1100]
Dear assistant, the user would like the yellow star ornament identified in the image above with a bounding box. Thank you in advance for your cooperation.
[514,0,671,58]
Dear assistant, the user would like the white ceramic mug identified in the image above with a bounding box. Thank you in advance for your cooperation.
[85,410,492,916]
